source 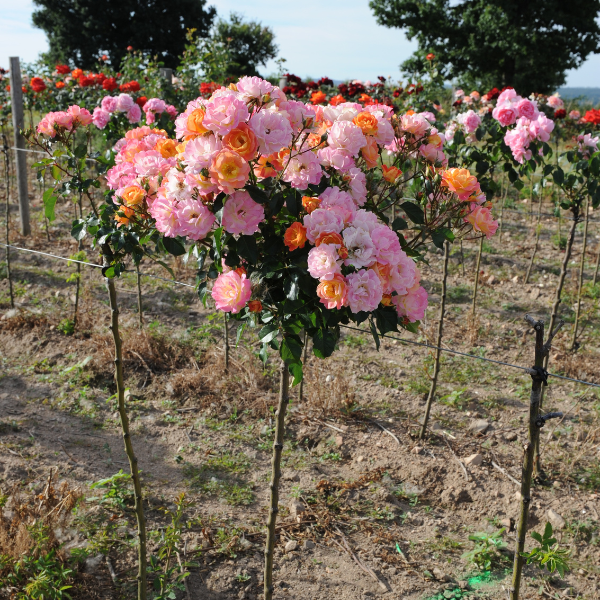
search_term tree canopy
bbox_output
[32,0,217,69]
[211,12,278,80]
[370,0,600,94]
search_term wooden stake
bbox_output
[136,262,144,327]
[224,311,229,371]
[419,240,449,439]
[470,236,484,327]
[105,264,147,600]
[2,143,14,309]
[8,57,30,236]
[525,185,544,284]
[298,330,308,402]
[264,361,290,600]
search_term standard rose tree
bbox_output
[30,75,498,600]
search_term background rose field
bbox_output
[1,3,600,600]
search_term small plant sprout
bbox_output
[522,522,571,578]
[462,529,507,571]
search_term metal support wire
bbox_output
[2,241,599,390]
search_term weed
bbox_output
[551,234,567,250]
[378,375,398,388]
[574,462,600,491]
[440,388,468,410]
[522,523,570,577]
[448,284,472,303]
[344,334,367,348]
[89,470,134,511]
[57,318,75,336]
[462,529,507,570]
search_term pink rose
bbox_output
[343,227,377,269]
[319,187,356,223]
[328,120,367,156]
[514,98,538,120]
[281,150,322,190]
[150,197,181,238]
[458,109,481,133]
[400,113,429,137]
[249,109,293,155]
[346,269,383,313]
[371,224,402,265]
[127,104,142,123]
[465,206,498,238]
[222,191,265,235]
[101,96,118,113]
[317,147,355,172]
[116,93,134,112]
[393,283,428,323]
[307,244,342,280]
[303,208,344,243]
[203,94,249,136]
[236,76,274,101]
[176,198,215,241]
[492,104,518,127]
[92,107,110,129]
[211,271,252,314]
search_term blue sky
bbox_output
[2,0,599,87]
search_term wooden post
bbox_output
[2,144,14,308]
[159,68,173,90]
[8,57,30,236]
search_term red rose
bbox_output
[127,46,133,51]
[486,87,500,100]
[79,75,95,87]
[426,53,435,61]
[55,64,70,75]
[554,109,566,120]
[30,77,46,93]
[135,96,147,108]
[120,80,140,93]
[583,109,600,125]
[102,77,118,91]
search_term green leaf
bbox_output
[71,221,86,241]
[284,274,299,300]
[43,189,58,222]
[288,361,303,386]
[237,235,258,265]
[392,216,408,231]
[51,164,62,181]
[313,329,337,358]
[400,201,424,224]
[163,237,186,256]
[259,343,269,365]
[74,144,88,159]
[285,189,300,217]
[245,184,269,204]
[259,322,279,344]
[235,323,246,348]
[553,168,564,185]
[375,307,399,335]
[268,192,285,215]
[281,335,303,364]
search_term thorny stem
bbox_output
[105,260,148,600]
[224,312,229,371]
[419,240,449,439]
[593,238,600,286]
[264,361,290,600]
[535,203,580,472]
[136,263,144,328]
[510,317,564,600]
[525,184,544,284]
[470,236,484,330]
[298,330,308,403]
[2,146,14,309]
[571,198,590,350]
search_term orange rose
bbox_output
[428,132,443,148]
[284,222,307,251]
[209,150,250,193]
[222,123,258,161]
[71,68,83,79]
[235,266,247,276]
[316,273,348,309]
[361,136,379,169]
[381,293,393,306]
[315,231,343,246]
[441,168,480,200]
[121,186,146,206]
[359,93,373,105]
[381,164,402,183]
[353,112,379,136]
[247,300,262,312]
[154,138,178,158]
[55,81,65,89]
[329,94,345,106]
[114,205,135,227]
[186,108,208,137]
[302,196,321,214]
[254,153,284,179]
[311,90,327,105]
[306,133,323,149]
[405,109,415,116]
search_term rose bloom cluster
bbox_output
[92,94,177,129]
[97,75,492,321]
[36,105,93,137]
[491,88,555,163]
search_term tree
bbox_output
[207,12,278,80]
[369,0,600,94]
[32,0,216,70]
